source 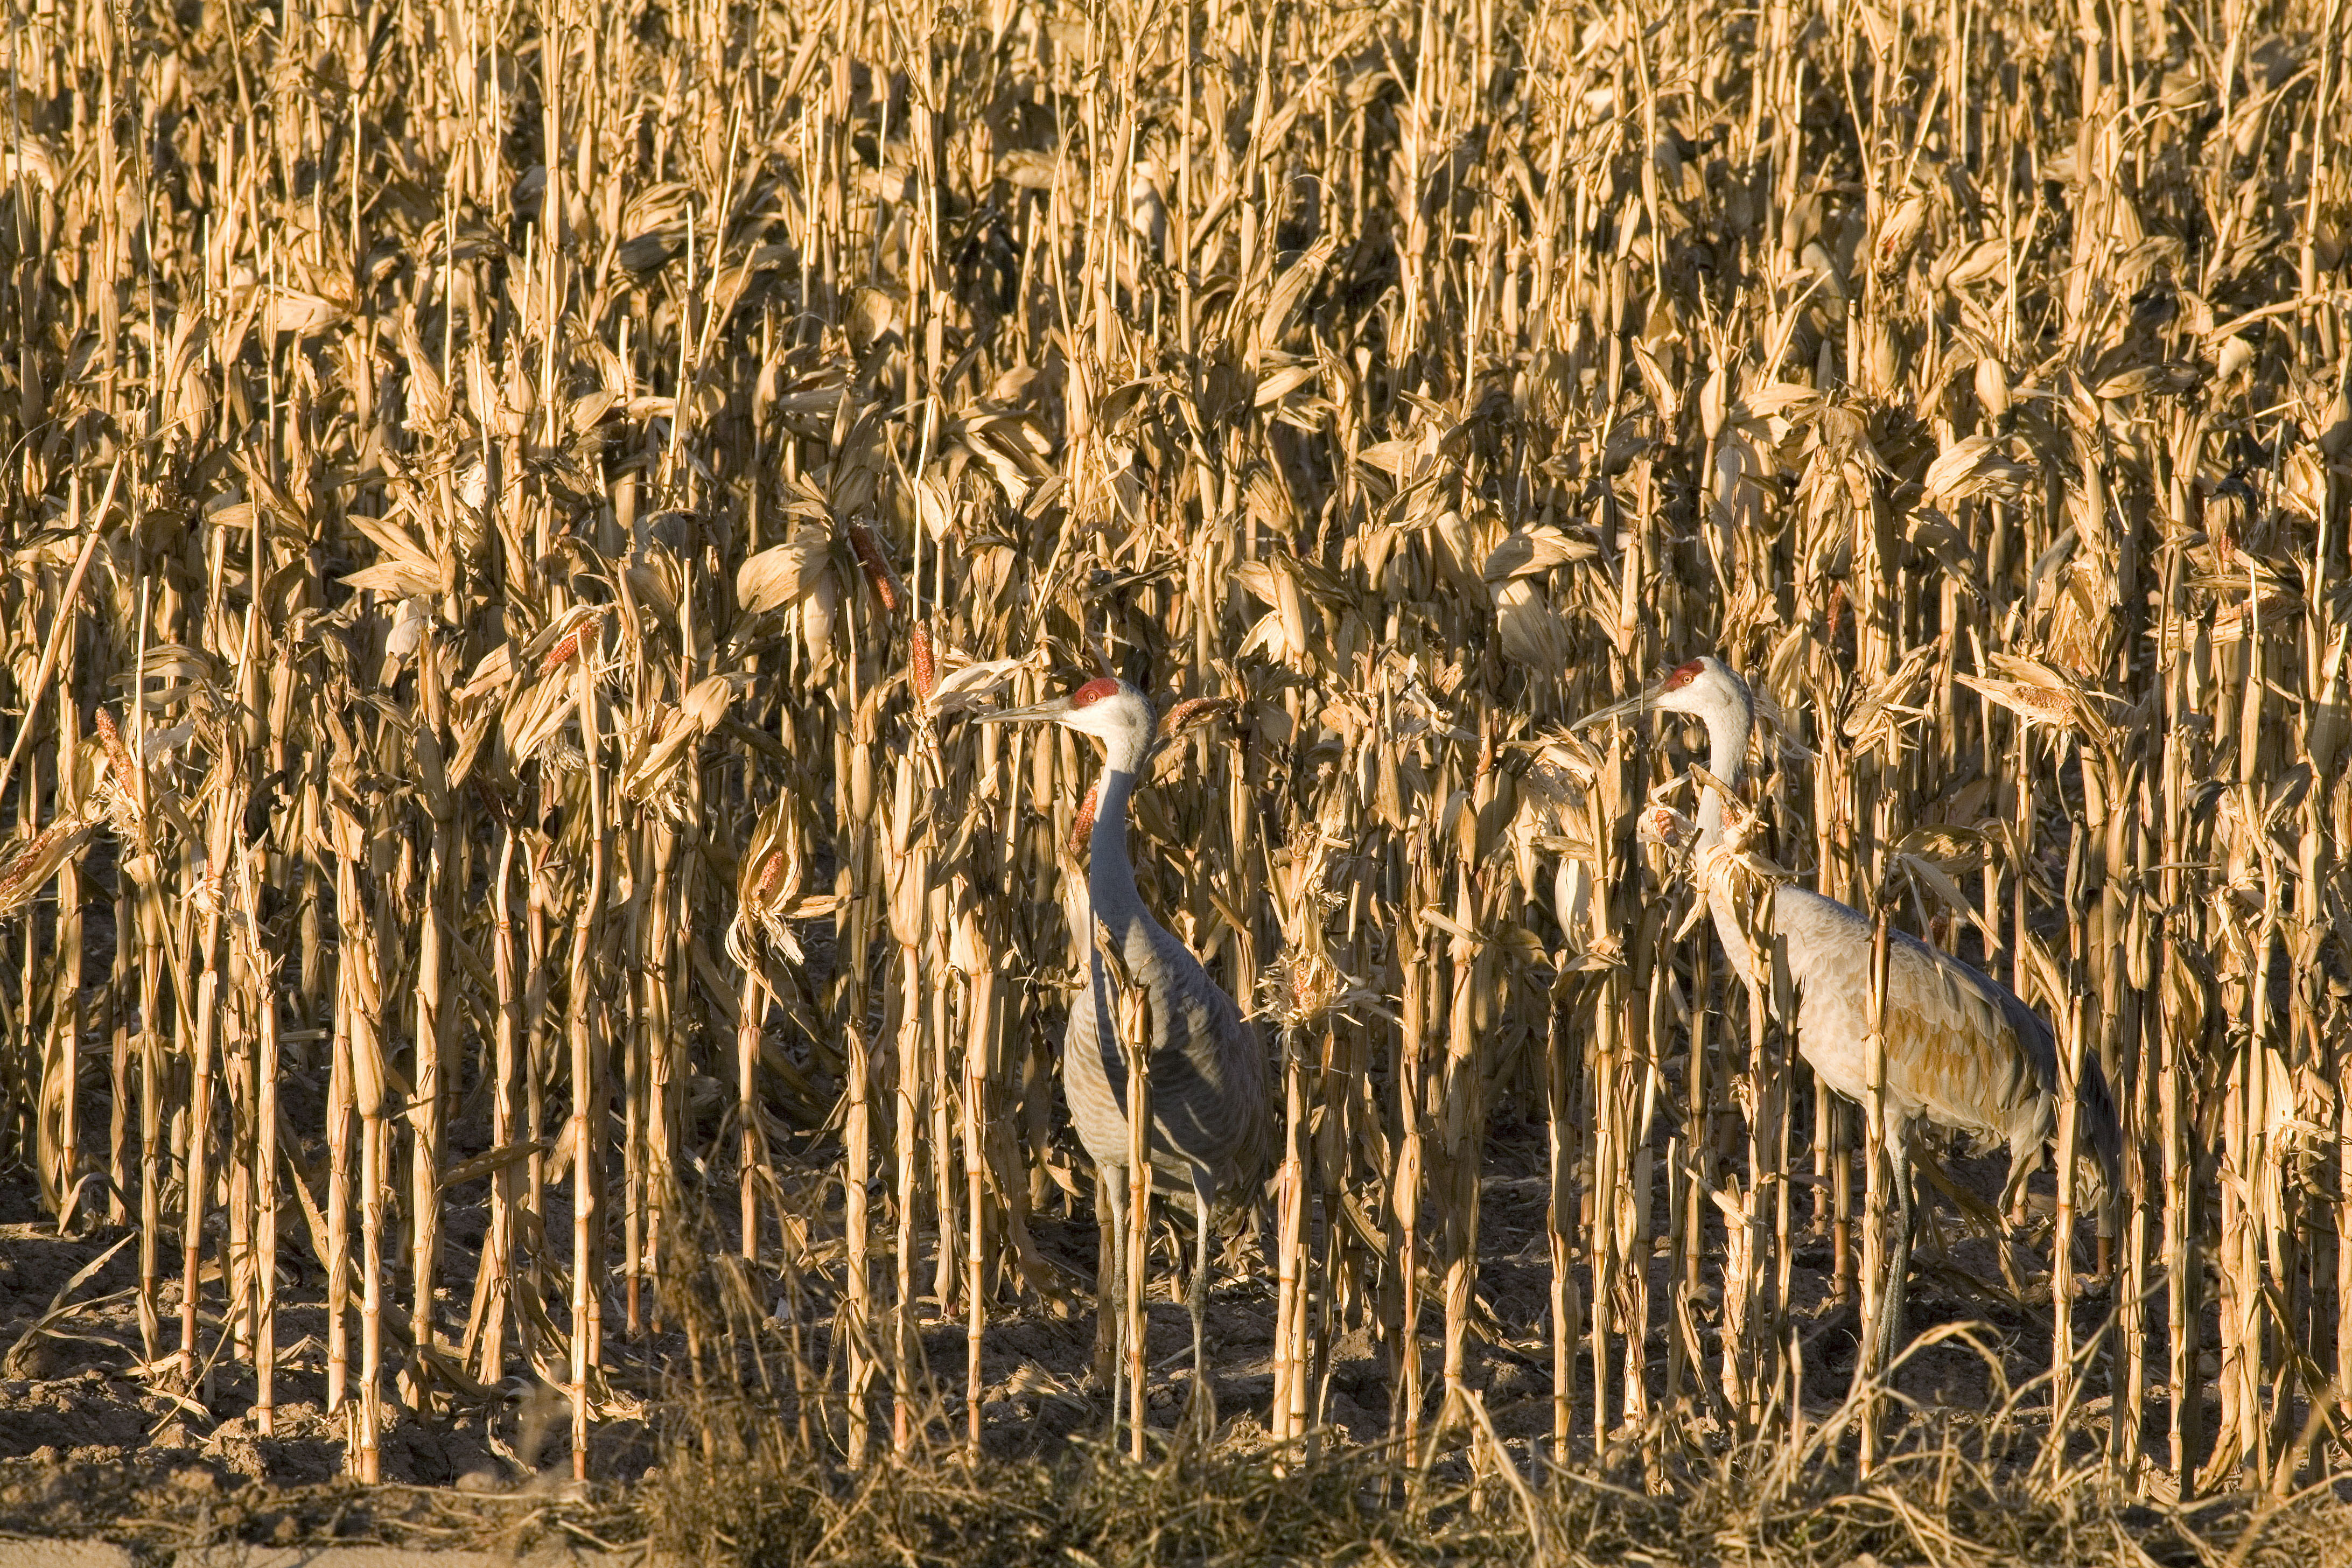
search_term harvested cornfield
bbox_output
[1,0,2349,1554]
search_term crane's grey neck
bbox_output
[1694,681,1755,851]
[1691,674,1759,992]
[1086,724,1158,955]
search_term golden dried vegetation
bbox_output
[2,0,2350,1549]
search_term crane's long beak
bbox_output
[972,695,1075,724]
[1570,682,1665,731]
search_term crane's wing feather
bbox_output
[1139,924,1274,1189]
[1061,919,1273,1195]
[1773,890,2119,1179]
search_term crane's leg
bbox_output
[1098,1161,1128,1440]
[1874,1124,1916,1374]
[1994,1136,2044,1230]
[1186,1165,1216,1432]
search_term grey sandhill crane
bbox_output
[977,676,1272,1418]
[1578,655,2123,1369]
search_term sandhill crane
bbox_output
[977,676,1271,1418]
[1579,656,2123,1367]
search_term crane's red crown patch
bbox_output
[1072,677,1123,707]
[1661,660,1706,690]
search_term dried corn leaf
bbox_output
[1481,526,1593,582]
[728,796,807,967]
[0,817,94,918]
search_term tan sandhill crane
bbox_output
[977,676,1272,1425]
[1579,656,2123,1368]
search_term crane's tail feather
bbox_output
[2075,1050,2124,1192]
[2005,988,2124,1192]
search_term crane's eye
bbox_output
[1071,677,1123,707]
[1660,660,1706,691]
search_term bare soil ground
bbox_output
[0,1077,2216,1565]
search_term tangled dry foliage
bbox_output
[3,0,2352,1553]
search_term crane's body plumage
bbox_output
[1764,886,2116,1200]
[982,676,1269,1409]
[1588,655,2120,1364]
[1061,911,1269,1198]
